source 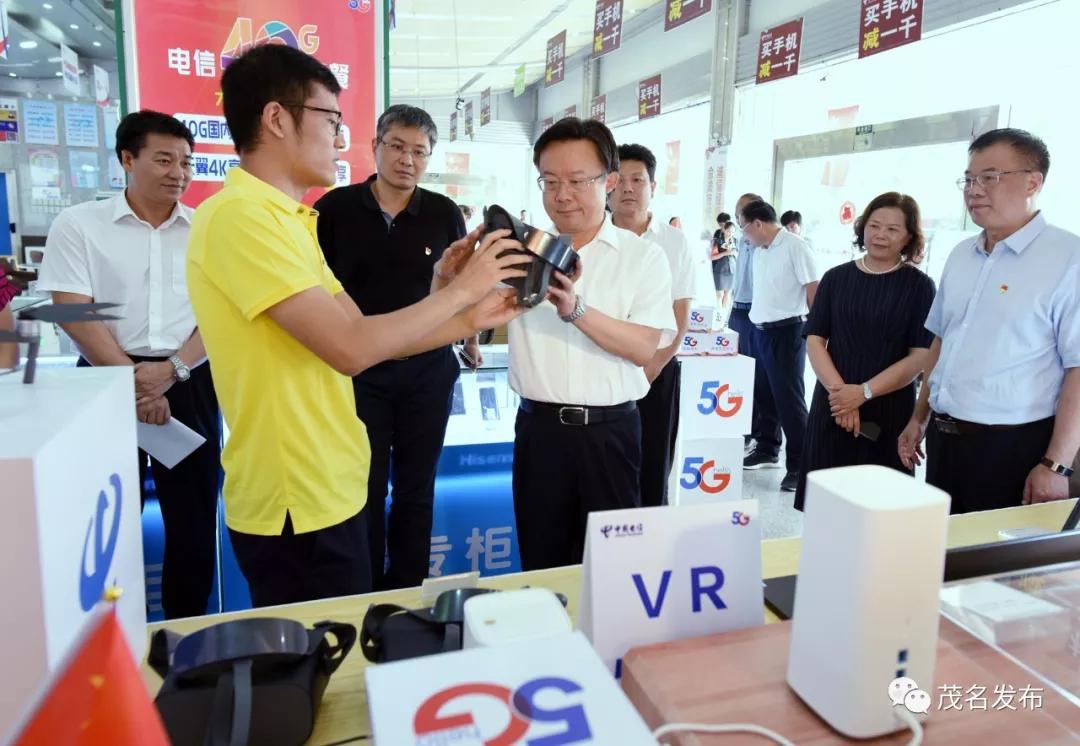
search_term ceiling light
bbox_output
[7,73,16,78]
[93,41,102,47]
[19,40,38,50]
[43,2,53,8]
[69,23,79,30]
[54,71,62,76]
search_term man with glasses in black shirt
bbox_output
[315,105,477,590]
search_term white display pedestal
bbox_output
[671,355,756,504]
[0,367,145,735]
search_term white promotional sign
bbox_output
[578,501,764,677]
[674,437,745,504]
[0,368,145,734]
[366,632,655,744]
[60,42,80,95]
[678,354,754,439]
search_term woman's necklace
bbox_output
[859,256,903,275]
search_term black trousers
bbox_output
[728,307,782,454]
[229,509,371,607]
[513,405,642,571]
[354,348,459,590]
[79,355,221,619]
[638,358,681,507]
[755,321,808,472]
[926,415,1055,514]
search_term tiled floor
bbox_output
[745,466,805,540]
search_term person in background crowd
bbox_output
[460,204,474,223]
[37,110,221,620]
[668,216,682,229]
[711,220,736,316]
[727,195,782,457]
[315,105,477,591]
[610,143,697,507]
[520,209,530,223]
[740,199,820,493]
[186,44,527,606]
[899,128,1080,512]
[510,118,674,570]
[781,210,803,235]
[796,193,936,510]
[0,265,18,368]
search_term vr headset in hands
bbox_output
[483,204,579,308]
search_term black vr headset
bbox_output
[483,204,578,308]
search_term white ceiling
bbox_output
[389,0,664,98]
[0,0,117,81]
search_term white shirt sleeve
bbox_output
[629,244,676,347]
[672,231,698,301]
[38,209,93,296]
[789,235,820,286]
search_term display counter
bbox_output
[140,499,1078,744]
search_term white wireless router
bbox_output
[787,465,950,738]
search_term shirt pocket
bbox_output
[172,247,188,295]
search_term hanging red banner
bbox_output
[638,74,661,120]
[665,0,712,32]
[590,94,607,123]
[756,18,802,85]
[545,30,566,86]
[593,0,624,58]
[859,0,924,59]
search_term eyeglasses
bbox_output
[537,173,606,194]
[379,139,431,161]
[955,170,1033,191]
[282,103,344,137]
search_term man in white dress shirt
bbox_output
[740,199,820,493]
[38,111,220,619]
[510,118,675,571]
[610,143,697,507]
[899,128,1080,512]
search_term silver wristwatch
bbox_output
[169,355,191,383]
[862,382,874,401]
[560,294,586,323]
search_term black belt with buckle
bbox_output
[732,302,752,311]
[932,412,1032,436]
[755,315,806,331]
[519,398,637,426]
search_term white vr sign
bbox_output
[578,501,764,677]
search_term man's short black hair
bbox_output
[114,110,194,165]
[969,128,1050,177]
[377,104,438,149]
[617,143,656,182]
[716,212,731,224]
[221,44,341,154]
[533,117,618,174]
[780,210,802,227]
[741,200,778,224]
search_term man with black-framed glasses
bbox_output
[510,118,675,571]
[898,128,1080,514]
[315,104,478,590]
[187,47,526,606]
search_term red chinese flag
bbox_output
[12,605,168,745]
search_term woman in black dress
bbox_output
[794,193,936,511]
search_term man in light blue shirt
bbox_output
[726,193,783,464]
[899,129,1080,513]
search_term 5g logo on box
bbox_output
[682,334,699,348]
[414,678,592,745]
[696,380,743,417]
[680,457,732,494]
[690,310,707,325]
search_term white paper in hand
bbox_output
[136,418,205,468]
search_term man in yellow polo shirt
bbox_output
[187,44,526,606]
